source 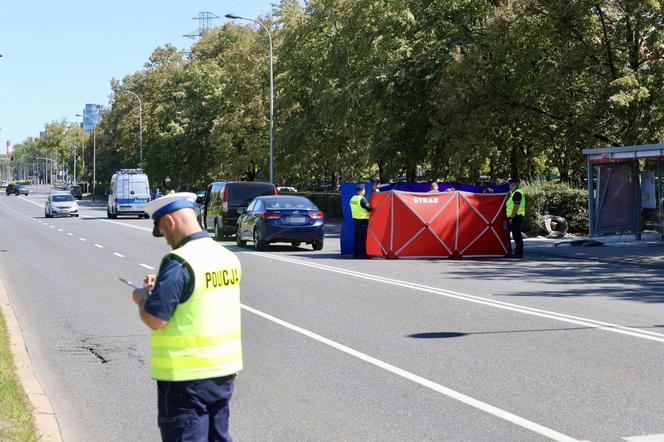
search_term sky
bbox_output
[0,0,277,152]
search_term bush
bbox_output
[293,191,342,219]
[522,183,588,235]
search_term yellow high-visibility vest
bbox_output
[506,188,526,217]
[350,195,370,219]
[150,237,242,381]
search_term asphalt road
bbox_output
[1,185,663,441]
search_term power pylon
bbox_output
[183,11,219,39]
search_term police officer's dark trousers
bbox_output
[353,219,369,258]
[157,375,235,442]
[509,215,524,258]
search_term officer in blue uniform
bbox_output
[130,192,243,442]
[350,184,372,258]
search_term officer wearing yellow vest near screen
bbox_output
[506,178,526,258]
[131,192,242,442]
[350,184,372,258]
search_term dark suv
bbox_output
[200,181,278,240]
[6,183,28,196]
[69,184,82,199]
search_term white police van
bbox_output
[107,169,151,219]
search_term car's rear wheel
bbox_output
[45,211,51,218]
[236,227,247,246]
[312,240,324,251]
[253,228,266,250]
[291,241,301,248]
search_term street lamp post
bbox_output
[65,128,77,184]
[225,13,274,183]
[64,128,69,183]
[63,126,77,184]
[72,136,76,184]
[35,157,55,185]
[115,88,143,168]
[77,112,98,200]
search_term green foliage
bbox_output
[15,1,664,191]
[522,183,588,235]
[293,191,343,219]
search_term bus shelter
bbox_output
[582,144,664,239]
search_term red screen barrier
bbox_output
[366,191,509,259]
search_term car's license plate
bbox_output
[289,216,306,223]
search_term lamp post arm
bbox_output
[227,15,274,183]
[115,89,143,167]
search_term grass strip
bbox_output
[0,311,38,441]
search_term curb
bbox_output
[0,277,62,441]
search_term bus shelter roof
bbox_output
[583,144,664,163]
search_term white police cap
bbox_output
[144,192,197,237]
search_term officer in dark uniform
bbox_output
[130,192,243,442]
[371,177,381,193]
[506,178,526,258]
[350,184,372,258]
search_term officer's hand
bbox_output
[132,289,147,305]
[144,274,156,292]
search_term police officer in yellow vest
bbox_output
[131,192,242,442]
[350,183,372,258]
[506,178,526,258]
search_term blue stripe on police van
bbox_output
[117,199,148,204]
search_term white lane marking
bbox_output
[50,225,55,228]
[18,196,42,208]
[113,252,125,258]
[57,229,63,232]
[67,233,74,237]
[139,263,155,270]
[242,304,581,442]
[95,219,152,232]
[78,237,87,242]
[230,247,664,344]
[94,244,104,249]
[623,435,664,441]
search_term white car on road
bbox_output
[45,192,79,218]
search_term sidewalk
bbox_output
[326,220,664,266]
[524,231,664,267]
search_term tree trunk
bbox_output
[510,142,519,180]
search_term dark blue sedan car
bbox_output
[236,195,324,250]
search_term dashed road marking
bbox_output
[94,244,104,249]
[113,252,125,258]
[67,233,74,236]
[139,263,154,270]
[78,238,87,242]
